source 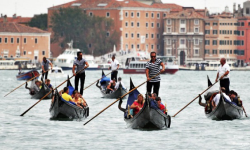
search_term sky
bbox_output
[0,0,247,17]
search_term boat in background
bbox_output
[16,69,40,80]
[0,59,39,70]
[123,56,179,74]
[54,40,98,70]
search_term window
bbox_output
[157,23,160,28]
[180,28,185,33]
[151,44,154,50]
[151,23,154,28]
[146,13,148,18]
[137,33,140,38]
[89,44,92,48]
[146,22,148,27]
[137,22,140,27]
[157,34,160,39]
[212,49,217,54]
[157,13,160,19]
[125,33,128,38]
[241,22,245,26]
[131,33,134,38]
[151,13,154,18]
[11,38,14,43]
[89,12,93,16]
[17,38,19,43]
[131,12,134,17]
[5,38,7,43]
[106,32,110,37]
[137,12,140,18]
[131,44,134,49]
[125,22,128,27]
[180,39,185,45]
[247,8,250,14]
[213,30,218,35]
[194,27,199,33]
[167,27,171,33]
[151,34,154,39]
[167,49,171,55]
[164,14,166,17]
[42,51,45,55]
[167,39,171,45]
[157,44,160,50]
[24,38,26,43]
[125,12,128,17]
[180,20,185,24]
[167,19,171,25]
[146,34,148,38]
[194,49,199,55]
[205,30,210,34]
[194,39,199,45]
[35,38,38,44]
[205,49,210,54]
[23,51,26,55]
[137,44,140,49]
[242,31,245,36]
[106,12,110,17]
[213,40,217,45]
[205,22,210,25]
[205,40,210,45]
[213,22,218,26]
[194,19,199,25]
[131,22,134,27]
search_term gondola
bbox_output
[49,76,89,119]
[205,76,243,120]
[97,70,127,99]
[30,79,52,99]
[123,78,171,129]
[16,69,40,80]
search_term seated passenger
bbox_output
[212,87,231,108]
[25,82,35,95]
[72,90,87,108]
[106,78,116,94]
[34,80,42,93]
[45,79,53,90]
[155,97,166,113]
[114,77,126,90]
[62,87,74,103]
[229,90,242,106]
[130,94,145,116]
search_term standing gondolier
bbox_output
[146,52,165,96]
[215,58,230,94]
[41,57,53,80]
[72,52,89,95]
[109,55,119,82]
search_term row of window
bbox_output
[205,49,244,55]
[125,33,160,39]
[205,40,244,46]
[125,22,160,28]
[206,22,250,27]
[167,27,199,33]
[205,30,245,35]
[124,44,160,50]
[166,39,200,45]
[125,12,163,19]
[166,19,200,25]
[0,37,38,44]
[1,50,45,58]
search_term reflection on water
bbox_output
[0,70,250,149]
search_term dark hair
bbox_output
[150,52,156,56]
[73,90,78,95]
[118,77,121,81]
[152,93,157,97]
[155,97,161,101]
[63,87,69,93]
[221,87,226,93]
[77,52,82,56]
[112,54,116,58]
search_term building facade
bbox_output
[0,22,51,62]
[163,8,207,65]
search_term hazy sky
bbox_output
[0,0,247,17]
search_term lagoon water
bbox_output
[0,70,250,149]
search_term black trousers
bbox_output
[220,78,230,95]
[42,70,48,80]
[111,70,118,82]
[75,72,85,95]
[147,81,160,96]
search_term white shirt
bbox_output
[217,63,230,79]
[110,59,119,71]
[115,81,126,90]
[213,93,231,106]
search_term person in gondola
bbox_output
[106,78,116,94]
[25,82,35,95]
[130,94,145,116]
[212,87,231,108]
[62,87,74,103]
[146,52,165,96]
[72,52,89,95]
[114,77,126,90]
[72,90,87,108]
[215,58,230,95]
[34,80,42,93]
[41,57,53,80]
[45,79,53,90]
[109,55,119,82]
[155,97,166,114]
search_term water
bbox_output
[1,70,250,149]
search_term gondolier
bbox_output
[41,57,53,80]
[146,52,165,96]
[109,55,119,82]
[215,58,230,94]
[72,52,89,95]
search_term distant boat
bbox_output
[0,59,39,70]
[54,40,98,70]
[16,69,40,80]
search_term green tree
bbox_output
[50,7,119,56]
[28,14,48,30]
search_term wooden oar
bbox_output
[83,71,162,126]
[82,70,115,91]
[20,68,86,116]
[243,107,248,117]
[172,80,219,117]
[4,69,49,97]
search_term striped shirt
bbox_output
[73,58,87,73]
[146,58,162,82]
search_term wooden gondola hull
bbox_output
[205,96,243,120]
[101,88,127,99]
[49,92,89,119]
[31,83,52,99]
[125,104,171,129]
[16,70,40,80]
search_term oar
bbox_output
[172,80,219,117]
[243,107,248,117]
[83,71,162,126]
[82,70,115,91]
[20,68,85,116]
[4,70,50,97]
